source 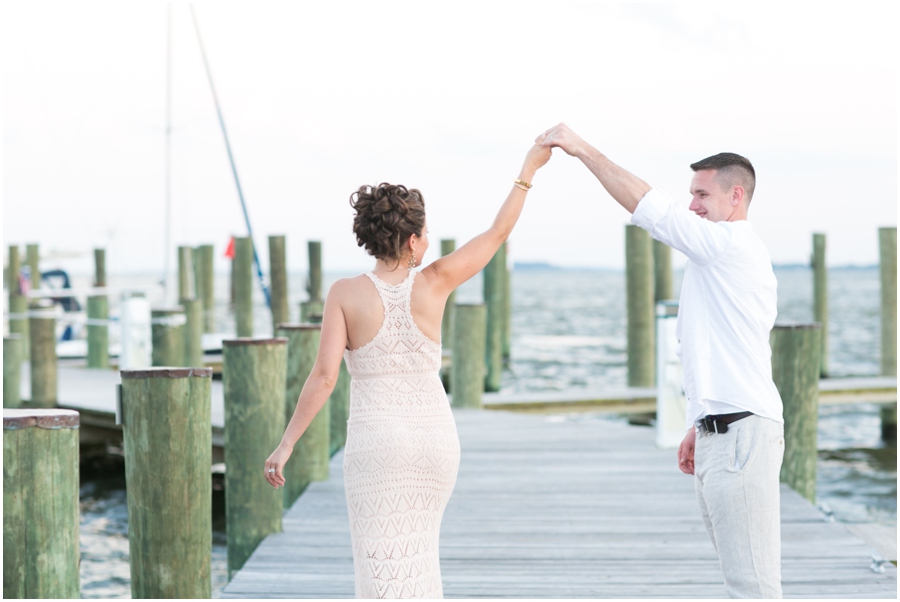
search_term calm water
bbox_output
[75,266,895,597]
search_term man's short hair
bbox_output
[690,153,756,203]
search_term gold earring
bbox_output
[408,252,416,269]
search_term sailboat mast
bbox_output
[189,5,271,308]
[162,3,173,304]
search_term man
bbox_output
[539,123,785,598]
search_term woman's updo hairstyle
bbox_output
[350,183,426,262]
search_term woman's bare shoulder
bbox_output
[327,274,372,300]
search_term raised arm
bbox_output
[538,123,650,214]
[264,282,349,488]
[424,143,551,294]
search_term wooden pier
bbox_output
[221,409,896,598]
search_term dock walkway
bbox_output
[222,409,896,599]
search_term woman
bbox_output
[265,140,552,598]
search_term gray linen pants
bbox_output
[694,414,785,598]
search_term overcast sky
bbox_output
[3,2,897,281]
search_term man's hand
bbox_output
[537,123,586,157]
[678,428,696,475]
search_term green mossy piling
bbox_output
[222,338,287,579]
[121,368,212,598]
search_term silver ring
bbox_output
[267,468,275,473]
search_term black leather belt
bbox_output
[697,411,753,434]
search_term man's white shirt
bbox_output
[631,188,783,430]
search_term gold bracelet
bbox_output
[514,183,530,192]
[514,179,532,190]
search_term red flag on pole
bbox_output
[224,236,235,260]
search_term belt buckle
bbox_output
[700,415,728,435]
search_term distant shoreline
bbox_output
[44,263,880,278]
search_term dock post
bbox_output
[195,244,216,333]
[151,308,186,367]
[440,240,456,345]
[879,227,897,442]
[269,236,289,331]
[812,233,828,376]
[276,324,329,507]
[3,409,80,599]
[3,336,23,408]
[451,304,486,409]
[29,305,57,408]
[440,240,456,391]
[8,246,28,357]
[183,299,204,368]
[222,338,286,578]
[121,368,212,598]
[483,244,506,392]
[502,243,511,363]
[234,237,254,337]
[300,241,324,323]
[93,247,106,287]
[771,323,821,503]
[87,295,109,369]
[307,240,322,301]
[25,243,40,291]
[178,245,195,302]
[626,225,655,387]
[653,240,673,302]
[329,360,350,456]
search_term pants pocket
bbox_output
[731,422,753,473]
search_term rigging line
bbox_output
[189,4,271,308]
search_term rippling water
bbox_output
[76,265,894,597]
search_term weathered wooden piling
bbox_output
[451,304,486,409]
[771,323,821,503]
[276,324,329,508]
[178,245,195,302]
[329,360,351,456]
[88,247,109,369]
[299,300,324,324]
[307,240,322,301]
[87,295,109,369]
[483,244,506,392]
[879,227,897,442]
[3,336,23,408]
[7,245,20,292]
[440,239,456,345]
[502,243,512,362]
[269,235,289,330]
[151,307,185,367]
[195,244,216,333]
[3,409,80,599]
[29,305,57,408]
[234,237,254,337]
[626,225,655,388]
[121,368,212,598]
[93,248,106,287]
[812,233,828,377]
[879,227,896,377]
[301,241,324,323]
[25,243,40,290]
[222,338,286,578]
[653,239,673,302]
[7,246,28,357]
[183,299,204,367]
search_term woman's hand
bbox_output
[264,443,293,488]
[522,142,552,176]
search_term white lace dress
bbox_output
[343,270,461,599]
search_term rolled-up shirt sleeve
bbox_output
[631,189,733,266]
